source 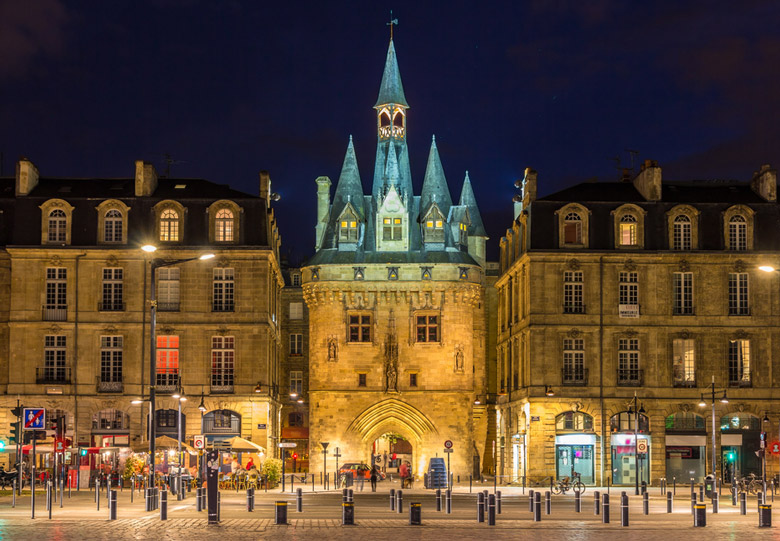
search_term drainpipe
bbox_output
[73,252,87,445]
[599,255,605,487]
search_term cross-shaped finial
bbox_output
[387,10,398,39]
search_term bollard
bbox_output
[60,479,63,508]
[732,486,737,507]
[643,491,649,515]
[47,482,51,512]
[575,490,581,513]
[342,501,355,525]
[691,491,697,515]
[446,489,452,514]
[533,491,542,522]
[12,480,16,508]
[160,490,167,521]
[712,490,718,514]
[641,480,647,495]
[667,491,673,513]
[545,490,551,515]
[477,492,485,522]
[602,493,610,524]
[759,504,772,528]
[96,481,100,511]
[620,493,629,527]
[693,503,706,527]
[699,484,704,502]
[145,488,151,512]
[247,488,253,512]
[342,488,348,502]
[396,489,403,513]
[488,494,496,526]
[436,489,442,511]
[217,491,221,523]
[529,489,535,512]
[594,490,600,515]
[109,490,117,521]
[759,491,765,510]
[275,501,287,525]
[497,490,502,514]
[409,502,422,525]
[390,488,396,511]
[197,488,202,512]
[348,488,353,502]
[297,487,302,512]
[48,482,52,520]
[740,491,747,515]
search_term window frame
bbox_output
[723,205,754,251]
[667,205,700,250]
[211,336,234,390]
[728,272,749,316]
[556,203,590,248]
[728,338,751,386]
[673,272,694,315]
[415,312,440,343]
[612,204,646,249]
[289,370,303,395]
[562,338,584,383]
[348,312,372,343]
[563,270,584,313]
[100,335,123,384]
[156,335,179,387]
[212,267,235,312]
[289,333,303,355]
[672,338,695,387]
[100,267,124,311]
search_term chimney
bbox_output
[259,170,271,200]
[315,176,332,251]
[134,160,158,196]
[632,159,662,201]
[515,167,537,219]
[621,168,632,182]
[750,164,777,202]
[15,157,39,196]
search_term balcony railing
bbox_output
[728,377,752,388]
[42,306,67,321]
[212,303,235,313]
[617,368,644,386]
[98,301,126,312]
[210,383,234,394]
[157,301,180,312]
[37,366,71,384]
[156,374,180,393]
[563,304,586,314]
[561,368,589,386]
[673,378,696,388]
[97,378,123,393]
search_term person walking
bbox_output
[399,461,409,489]
[382,450,388,473]
[370,465,378,492]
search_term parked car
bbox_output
[338,462,386,481]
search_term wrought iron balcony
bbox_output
[42,306,67,321]
[97,378,123,393]
[36,366,71,384]
[673,378,697,388]
[563,304,586,314]
[98,301,126,312]
[728,377,752,388]
[561,368,589,386]
[156,374,180,393]
[617,368,644,387]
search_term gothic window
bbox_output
[382,217,402,241]
[380,110,391,127]
[215,209,234,242]
[458,222,468,246]
[393,111,404,127]
[160,209,179,242]
[48,209,67,243]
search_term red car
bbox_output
[338,462,385,480]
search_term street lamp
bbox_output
[174,384,186,499]
[141,245,214,486]
[698,375,728,491]
[627,392,646,495]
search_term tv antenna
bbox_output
[162,152,186,178]
[625,149,639,173]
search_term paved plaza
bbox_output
[0,483,778,540]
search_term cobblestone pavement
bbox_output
[0,486,776,540]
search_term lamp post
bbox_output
[627,392,645,495]
[172,385,186,497]
[698,375,728,487]
[142,245,214,486]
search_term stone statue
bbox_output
[327,337,338,362]
[386,362,397,392]
[455,346,464,372]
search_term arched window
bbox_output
[48,209,67,243]
[393,111,404,127]
[215,208,234,242]
[728,215,747,251]
[665,412,705,431]
[619,214,637,246]
[673,215,691,250]
[555,411,593,432]
[720,412,760,431]
[104,209,123,243]
[288,412,304,427]
[202,409,241,434]
[563,212,582,244]
[610,411,649,433]
[160,209,179,242]
[339,211,358,242]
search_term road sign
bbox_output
[278,442,297,448]
[193,435,205,449]
[444,440,453,449]
[23,408,45,430]
[637,439,648,454]
[770,441,780,455]
[444,449,454,454]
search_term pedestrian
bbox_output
[383,450,388,473]
[245,457,254,471]
[399,461,409,489]
[370,465,378,492]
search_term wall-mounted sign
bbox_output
[257,424,267,429]
[530,416,540,422]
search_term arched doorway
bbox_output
[372,433,412,475]
[664,412,706,482]
[721,412,761,481]
[555,411,595,485]
[610,410,650,486]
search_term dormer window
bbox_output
[160,209,179,242]
[459,222,468,245]
[340,215,359,242]
[556,204,590,249]
[48,210,67,243]
[423,209,445,243]
[723,205,754,251]
[619,215,637,246]
[215,209,234,242]
[728,215,747,251]
[673,215,691,250]
[383,217,402,241]
[564,213,582,244]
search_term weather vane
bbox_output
[387,10,398,39]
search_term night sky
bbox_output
[2,1,779,263]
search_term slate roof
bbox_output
[539,180,766,204]
[374,40,409,108]
[459,172,487,237]
[420,136,453,219]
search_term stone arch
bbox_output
[346,398,438,444]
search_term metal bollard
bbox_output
[643,491,649,515]
[694,503,706,527]
[296,487,302,512]
[217,491,221,523]
[96,481,100,511]
[342,488,348,502]
[47,482,51,511]
[160,490,167,521]
[545,490,551,515]
[740,491,747,515]
[275,501,287,525]
[497,490,502,514]
[594,490,600,515]
[533,491,541,522]
[246,488,253,512]
[621,493,629,527]
[145,488,150,512]
[691,491,697,514]
[109,490,117,520]
[48,482,52,520]
[348,488,353,502]
[758,491,765,511]
[477,492,485,522]
[732,486,737,506]
[396,489,403,513]
[759,504,772,528]
[446,489,452,514]
[409,502,422,525]
[602,493,610,524]
[436,489,442,511]
[712,490,718,513]
[488,494,496,526]
[667,491,673,513]
[529,489,535,512]
[197,488,202,512]
[390,488,396,511]
[575,490,581,513]
[342,501,354,525]
[699,484,704,502]
[12,480,16,508]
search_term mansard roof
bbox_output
[374,40,409,108]
[420,136,453,219]
[459,172,487,236]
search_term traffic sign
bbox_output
[444,440,453,449]
[444,449,454,454]
[637,439,648,454]
[770,441,780,455]
[23,408,45,430]
[193,435,205,449]
[278,442,297,448]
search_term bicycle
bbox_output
[552,472,586,495]
[736,473,763,495]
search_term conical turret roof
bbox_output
[420,135,453,217]
[375,40,409,108]
[332,136,365,218]
[459,172,487,237]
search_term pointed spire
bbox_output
[459,171,487,236]
[420,135,453,217]
[384,143,400,186]
[375,40,409,108]
[332,136,364,217]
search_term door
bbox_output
[556,445,594,485]
[722,446,739,483]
